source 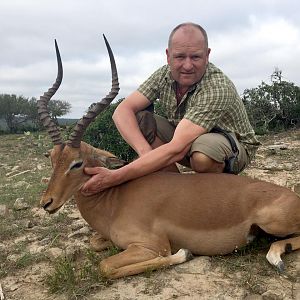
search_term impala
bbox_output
[38,35,300,279]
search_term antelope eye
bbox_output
[70,161,83,170]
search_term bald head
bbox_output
[168,23,208,50]
[166,22,211,90]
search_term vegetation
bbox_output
[45,250,112,299]
[1,68,299,144]
[0,111,299,299]
[83,99,137,162]
[0,70,299,298]
[82,69,300,160]
[242,69,300,134]
[83,99,166,162]
[0,94,71,133]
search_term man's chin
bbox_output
[178,78,197,87]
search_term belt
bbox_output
[210,127,239,174]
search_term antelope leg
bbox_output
[90,233,113,252]
[99,244,192,279]
[266,235,300,272]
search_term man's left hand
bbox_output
[81,167,118,196]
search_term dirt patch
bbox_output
[0,129,299,300]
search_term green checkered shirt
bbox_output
[138,62,260,159]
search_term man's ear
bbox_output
[166,48,170,65]
[207,48,211,59]
[106,157,127,169]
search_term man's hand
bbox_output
[81,167,120,196]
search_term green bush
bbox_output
[243,71,300,134]
[83,99,166,162]
[83,100,137,162]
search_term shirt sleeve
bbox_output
[137,66,167,103]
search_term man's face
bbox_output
[166,27,210,90]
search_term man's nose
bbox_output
[182,58,193,70]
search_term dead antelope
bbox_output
[38,36,300,279]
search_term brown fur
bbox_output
[41,142,300,278]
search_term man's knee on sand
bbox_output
[190,152,225,173]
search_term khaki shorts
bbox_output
[136,111,250,173]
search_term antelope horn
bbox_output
[37,40,63,145]
[67,34,120,148]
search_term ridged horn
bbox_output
[37,40,63,145]
[67,34,120,148]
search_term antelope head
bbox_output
[38,36,123,214]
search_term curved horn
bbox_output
[67,34,120,148]
[37,40,63,145]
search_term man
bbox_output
[81,22,259,195]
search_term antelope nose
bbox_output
[42,198,53,210]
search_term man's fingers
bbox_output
[81,189,96,196]
[84,167,102,175]
[82,180,95,192]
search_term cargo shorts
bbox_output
[136,110,250,173]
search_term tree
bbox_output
[48,100,71,124]
[0,94,72,133]
[242,70,300,134]
[242,83,278,133]
[0,94,30,132]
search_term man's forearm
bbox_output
[113,142,190,185]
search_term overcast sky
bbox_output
[1,0,299,118]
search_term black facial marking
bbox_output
[70,161,83,170]
[285,243,293,254]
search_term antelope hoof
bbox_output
[177,248,194,262]
[276,261,285,273]
[184,249,194,262]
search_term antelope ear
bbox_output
[106,157,127,169]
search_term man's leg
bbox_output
[136,111,249,174]
[136,111,180,172]
[189,133,249,174]
[190,152,225,173]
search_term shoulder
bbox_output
[139,65,171,88]
[149,65,170,82]
[138,65,171,101]
[199,63,239,98]
[204,63,234,85]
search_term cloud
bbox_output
[0,0,299,118]
[210,15,300,92]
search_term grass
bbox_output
[1,130,300,299]
[1,249,46,278]
[0,131,117,297]
[15,252,45,269]
[210,233,299,295]
[45,249,112,300]
[0,133,51,207]
[0,132,52,279]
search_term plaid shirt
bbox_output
[138,62,260,159]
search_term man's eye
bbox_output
[70,161,83,170]
[192,56,201,60]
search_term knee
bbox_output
[190,152,225,173]
[99,259,115,278]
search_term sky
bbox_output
[0,0,299,118]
